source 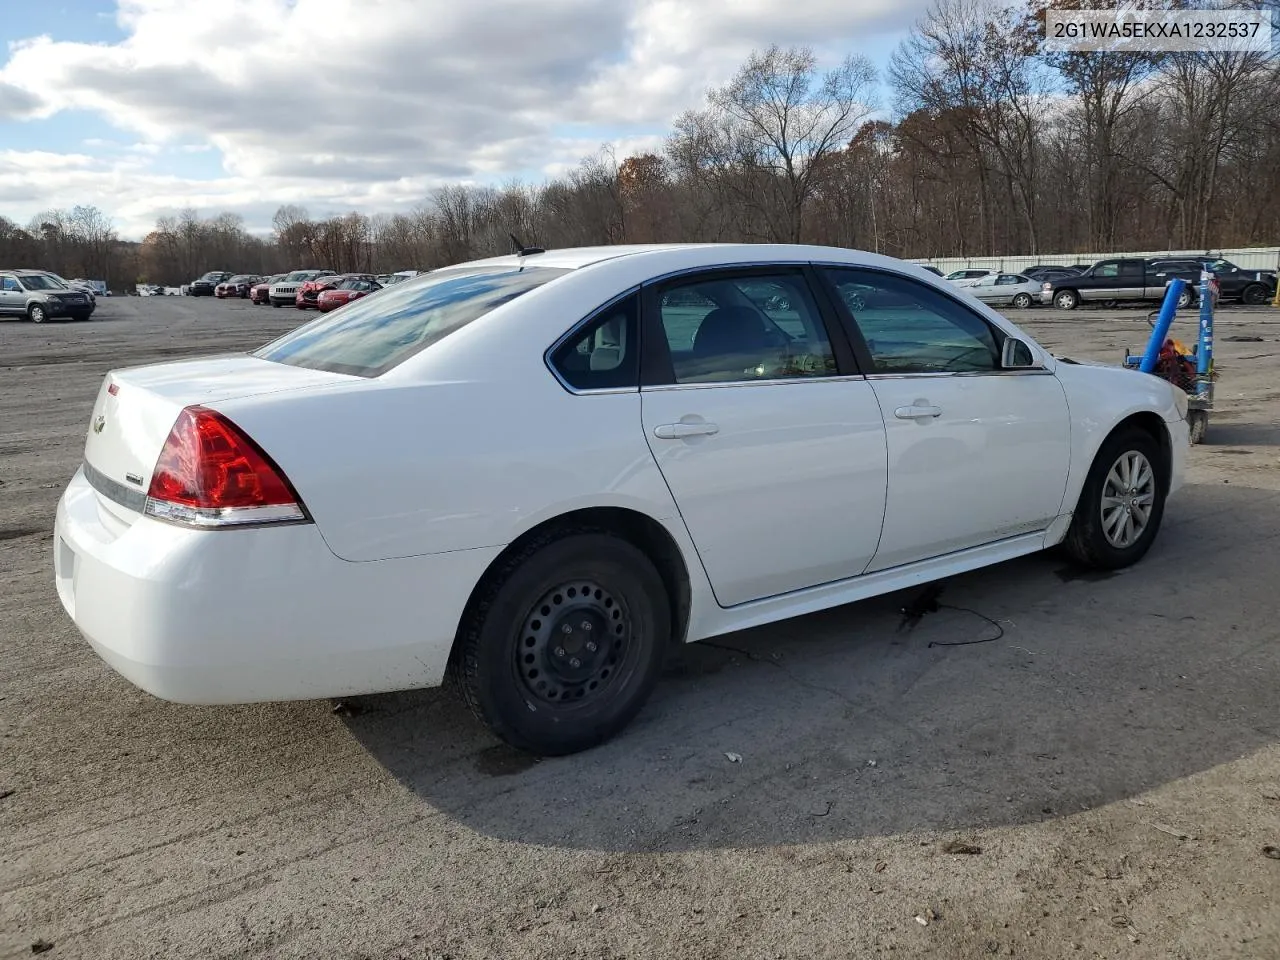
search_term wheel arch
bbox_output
[1101,411,1173,493]
[449,506,694,668]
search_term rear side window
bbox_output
[549,292,639,391]
[254,266,569,377]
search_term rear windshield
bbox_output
[253,265,569,377]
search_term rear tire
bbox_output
[1062,427,1168,570]
[1188,410,1208,445]
[451,529,671,756]
[1012,292,1033,309]
[1242,283,1267,306]
[1176,288,1194,310]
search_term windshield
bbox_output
[229,275,255,283]
[1205,260,1236,272]
[283,271,321,282]
[18,274,65,291]
[254,265,569,377]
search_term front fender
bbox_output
[1054,359,1186,513]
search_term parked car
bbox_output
[216,275,263,299]
[919,265,944,276]
[0,269,96,322]
[52,243,1189,755]
[1041,258,1198,310]
[1146,258,1276,305]
[1022,265,1083,280]
[317,277,383,312]
[963,272,1042,308]
[297,273,375,310]
[13,269,97,305]
[269,269,334,307]
[189,271,233,296]
[945,268,995,284]
[375,270,422,286]
[250,274,285,305]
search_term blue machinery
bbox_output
[1122,274,1215,443]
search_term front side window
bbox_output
[822,267,1001,375]
[654,271,836,384]
[255,265,569,377]
[549,291,639,391]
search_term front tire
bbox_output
[28,304,47,323]
[1062,427,1168,570]
[452,529,671,756]
[1242,283,1267,306]
[1054,289,1079,310]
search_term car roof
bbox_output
[441,242,957,277]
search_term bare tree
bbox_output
[669,45,878,242]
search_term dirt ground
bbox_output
[2,295,1279,960]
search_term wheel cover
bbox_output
[516,580,633,707]
[1014,294,1031,308]
[1056,292,1074,308]
[1100,450,1156,549]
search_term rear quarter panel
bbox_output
[213,377,682,563]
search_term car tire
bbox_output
[1062,426,1167,570]
[1241,283,1267,306]
[1176,288,1194,310]
[272,302,281,308]
[1054,289,1079,310]
[28,304,47,323]
[1012,293,1033,309]
[452,528,671,756]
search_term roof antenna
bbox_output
[509,233,545,257]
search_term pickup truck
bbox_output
[1040,258,1197,310]
[1147,257,1276,305]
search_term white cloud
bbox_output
[0,0,931,238]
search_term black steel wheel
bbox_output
[452,528,671,755]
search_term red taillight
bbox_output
[144,406,307,527]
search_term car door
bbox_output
[0,274,22,315]
[817,266,1072,572]
[639,265,889,608]
[967,275,1001,302]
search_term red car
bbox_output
[316,277,383,312]
[250,274,285,305]
[296,273,374,309]
[215,274,263,299]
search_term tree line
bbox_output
[2,0,1276,288]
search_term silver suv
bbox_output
[0,270,96,323]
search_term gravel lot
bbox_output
[3,295,1279,959]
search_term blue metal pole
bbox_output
[1138,278,1185,374]
[1196,273,1213,384]
[1192,272,1213,399]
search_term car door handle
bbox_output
[894,404,942,420]
[653,421,720,439]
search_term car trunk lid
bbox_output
[82,354,357,522]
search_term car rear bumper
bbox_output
[53,466,501,704]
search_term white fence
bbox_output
[908,246,1280,274]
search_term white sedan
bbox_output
[53,243,1189,755]
[963,272,1042,308]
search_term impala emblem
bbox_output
[92,415,105,434]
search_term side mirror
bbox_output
[1001,337,1037,369]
